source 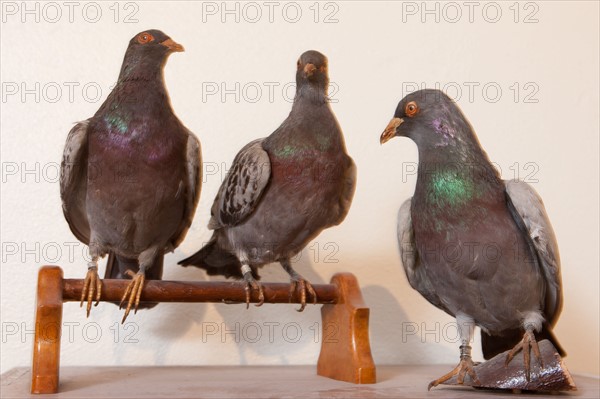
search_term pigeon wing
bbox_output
[208,139,271,229]
[170,132,203,248]
[505,179,563,326]
[398,198,451,314]
[332,156,357,225]
[60,120,91,244]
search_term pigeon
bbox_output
[380,89,564,388]
[60,30,202,322]
[179,50,355,311]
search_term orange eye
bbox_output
[405,101,419,117]
[297,60,301,68]
[137,32,154,44]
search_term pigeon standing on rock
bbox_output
[380,89,564,388]
[179,50,355,311]
[60,30,202,322]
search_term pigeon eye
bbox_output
[137,32,154,44]
[405,101,419,117]
[297,60,301,68]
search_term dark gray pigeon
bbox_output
[60,30,202,322]
[179,50,356,311]
[380,89,564,388]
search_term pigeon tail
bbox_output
[178,236,260,280]
[481,324,566,360]
[103,252,163,309]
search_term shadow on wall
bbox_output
[146,252,210,365]
[362,284,454,368]
[210,248,325,365]
[127,246,327,365]
[105,251,210,366]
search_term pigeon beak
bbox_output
[304,63,317,77]
[161,38,185,53]
[380,118,404,144]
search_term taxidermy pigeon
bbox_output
[380,89,564,388]
[60,30,201,322]
[179,50,356,311]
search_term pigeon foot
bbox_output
[243,269,264,309]
[119,270,145,323]
[80,263,102,317]
[505,329,543,381]
[289,275,317,312]
[428,345,480,390]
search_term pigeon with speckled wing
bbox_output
[381,89,564,389]
[60,30,202,323]
[179,51,356,311]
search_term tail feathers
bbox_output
[104,252,163,309]
[178,238,259,280]
[481,324,566,360]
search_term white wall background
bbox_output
[1,1,598,376]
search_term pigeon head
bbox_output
[296,50,329,91]
[118,29,184,82]
[380,89,475,150]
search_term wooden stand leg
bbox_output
[31,266,64,394]
[317,273,376,384]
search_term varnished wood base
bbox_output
[30,266,376,394]
[441,340,577,391]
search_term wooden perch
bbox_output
[442,340,577,392]
[62,278,338,304]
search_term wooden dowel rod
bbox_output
[62,279,339,304]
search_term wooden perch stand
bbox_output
[31,266,376,394]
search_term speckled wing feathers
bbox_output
[208,139,271,229]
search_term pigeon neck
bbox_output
[416,138,493,167]
[96,67,173,136]
[293,83,329,106]
[414,140,503,209]
[265,101,344,158]
[117,51,167,84]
